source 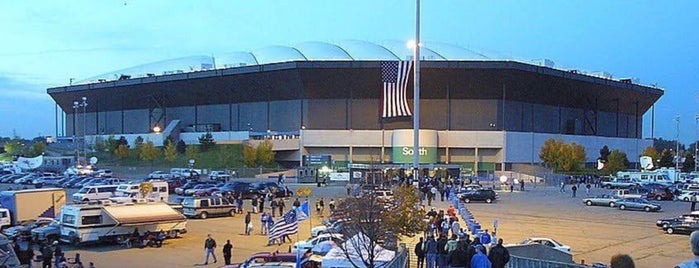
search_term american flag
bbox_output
[381,61,413,118]
[268,209,298,240]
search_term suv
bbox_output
[209,171,231,181]
[459,189,497,203]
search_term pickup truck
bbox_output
[611,188,648,199]
[601,178,640,189]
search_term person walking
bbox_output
[53,241,62,268]
[260,211,268,235]
[244,212,252,235]
[676,231,699,268]
[470,245,491,268]
[519,180,524,191]
[251,197,259,214]
[236,195,244,214]
[270,199,278,217]
[585,183,592,196]
[278,198,286,216]
[560,181,565,192]
[488,239,510,268]
[222,240,233,265]
[293,198,301,209]
[415,237,426,268]
[610,254,635,268]
[319,198,325,216]
[259,196,265,214]
[203,234,217,265]
[436,234,448,268]
[571,184,578,198]
[425,235,437,268]
[329,198,335,213]
[41,244,52,268]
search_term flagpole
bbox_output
[413,0,421,182]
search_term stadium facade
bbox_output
[47,41,663,174]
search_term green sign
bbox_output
[392,146,437,164]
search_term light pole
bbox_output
[81,97,88,164]
[73,101,80,163]
[695,115,698,172]
[412,0,421,183]
[675,115,681,180]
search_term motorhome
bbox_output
[109,181,169,203]
[59,201,187,245]
[616,171,674,186]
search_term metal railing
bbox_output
[507,255,594,268]
[382,243,409,268]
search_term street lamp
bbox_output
[72,101,80,162]
[695,115,698,172]
[81,97,88,164]
[675,115,680,180]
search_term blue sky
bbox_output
[1,1,698,143]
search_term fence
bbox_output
[507,255,603,268]
[382,243,409,268]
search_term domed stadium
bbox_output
[47,40,663,175]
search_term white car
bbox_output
[291,233,344,253]
[148,171,171,179]
[512,238,571,254]
[678,191,699,202]
[310,219,347,237]
[14,174,36,184]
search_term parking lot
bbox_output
[1,181,695,267]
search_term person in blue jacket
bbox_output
[470,244,492,268]
[424,235,438,268]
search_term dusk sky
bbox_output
[1,1,698,143]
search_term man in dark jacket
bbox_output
[448,241,470,268]
[244,212,252,235]
[222,240,233,265]
[488,238,510,268]
[414,237,426,268]
[436,234,448,268]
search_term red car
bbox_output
[193,187,220,197]
[224,252,297,268]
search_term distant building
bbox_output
[47,41,662,174]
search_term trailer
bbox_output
[0,188,67,228]
[59,201,187,245]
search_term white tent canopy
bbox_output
[322,233,395,268]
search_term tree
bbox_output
[139,141,160,163]
[658,149,674,168]
[333,185,424,268]
[604,149,629,175]
[218,144,235,168]
[559,142,586,172]
[3,139,24,155]
[94,136,106,153]
[105,135,118,153]
[117,136,129,148]
[654,138,684,154]
[539,138,564,170]
[134,136,145,156]
[198,132,216,152]
[28,141,46,157]
[185,145,199,163]
[242,144,257,167]
[599,145,611,163]
[163,140,177,162]
[256,140,276,167]
[176,140,187,154]
[114,144,130,159]
[641,146,659,166]
[683,153,696,173]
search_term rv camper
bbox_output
[109,181,169,203]
[59,201,187,245]
[616,171,674,186]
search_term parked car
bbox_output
[678,192,699,202]
[657,211,699,229]
[3,217,55,239]
[601,178,641,189]
[665,219,699,235]
[31,220,62,244]
[459,189,497,203]
[512,238,571,254]
[209,170,231,181]
[644,186,674,201]
[184,184,217,196]
[148,171,172,179]
[193,186,220,197]
[582,194,619,207]
[228,252,297,268]
[615,198,662,212]
[175,181,206,195]
[292,233,344,253]
[13,173,37,184]
[311,219,347,237]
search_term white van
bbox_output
[110,181,169,203]
[73,185,119,203]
